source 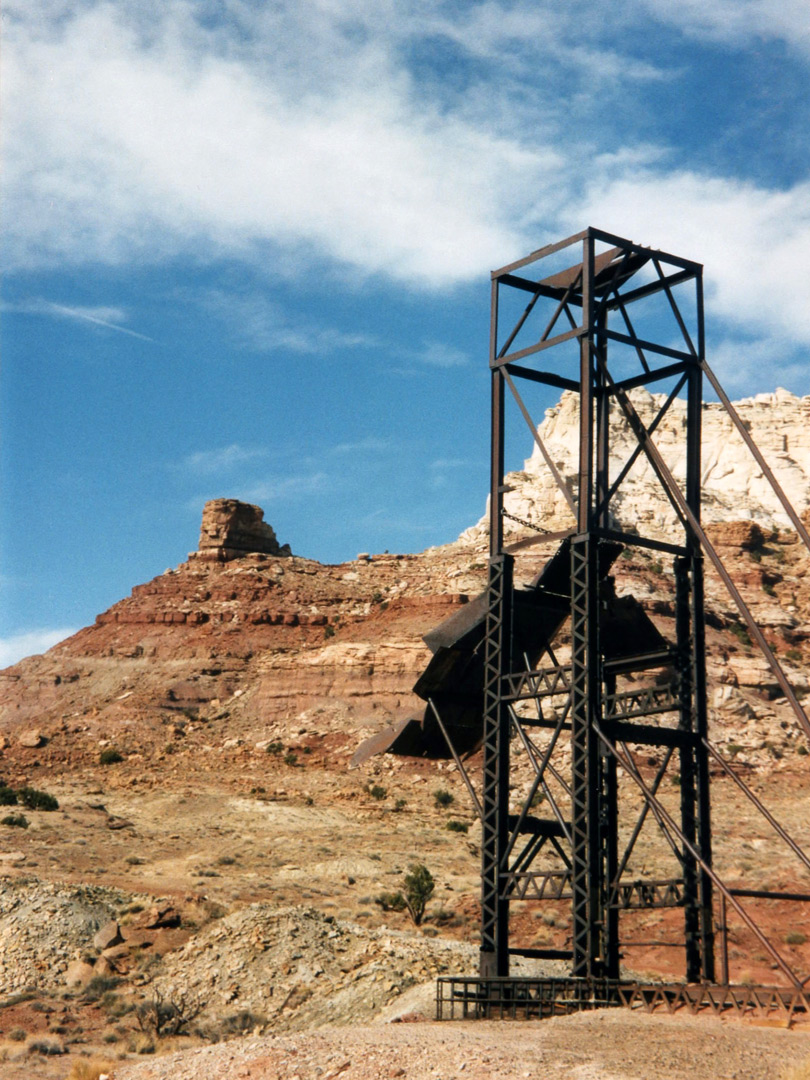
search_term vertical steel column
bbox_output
[686,299,715,981]
[675,554,701,982]
[480,278,511,978]
[577,234,595,535]
[479,552,513,977]
[570,232,605,977]
[489,281,503,560]
[570,536,601,976]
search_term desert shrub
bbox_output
[403,863,435,926]
[0,786,18,806]
[265,741,283,755]
[284,751,298,767]
[375,890,407,913]
[786,648,803,663]
[217,1010,268,1036]
[81,975,121,1002]
[393,798,407,812]
[729,622,752,647]
[17,787,59,811]
[648,559,663,575]
[434,789,454,808]
[128,1032,156,1054]
[101,990,133,1018]
[25,1034,65,1055]
[2,813,28,828]
[323,624,336,639]
[9,1027,27,1041]
[446,820,468,834]
[136,988,206,1038]
[65,1060,116,1080]
[786,931,807,946]
[99,748,124,766]
[368,784,387,800]
[0,989,36,1008]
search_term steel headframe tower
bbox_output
[480,227,714,982]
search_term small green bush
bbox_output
[265,740,284,754]
[446,820,468,833]
[434,789,454,808]
[403,863,435,926]
[393,798,407,812]
[0,786,18,806]
[374,891,406,913]
[99,748,124,766]
[2,813,29,828]
[18,787,59,811]
[283,751,298,767]
[368,784,387,800]
[786,931,807,946]
[730,623,752,647]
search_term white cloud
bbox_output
[5,0,810,362]
[420,343,470,368]
[237,472,329,503]
[332,437,391,455]
[633,0,810,54]
[3,0,555,285]
[6,298,155,340]
[0,627,78,668]
[704,337,809,398]
[199,290,375,354]
[567,169,810,348]
[181,444,268,474]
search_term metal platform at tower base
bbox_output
[436,976,810,1024]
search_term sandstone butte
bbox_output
[0,388,809,1080]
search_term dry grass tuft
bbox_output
[63,1058,117,1080]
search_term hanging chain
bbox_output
[501,508,550,534]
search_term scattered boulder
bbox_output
[17,729,45,748]
[64,957,96,988]
[143,903,181,929]
[93,919,124,951]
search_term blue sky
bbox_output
[2,0,810,665]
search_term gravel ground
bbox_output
[111,1010,810,1080]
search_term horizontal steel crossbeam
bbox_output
[436,977,810,1022]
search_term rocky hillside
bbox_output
[1,393,810,1078]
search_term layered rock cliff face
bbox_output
[460,387,810,545]
[1,395,809,775]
